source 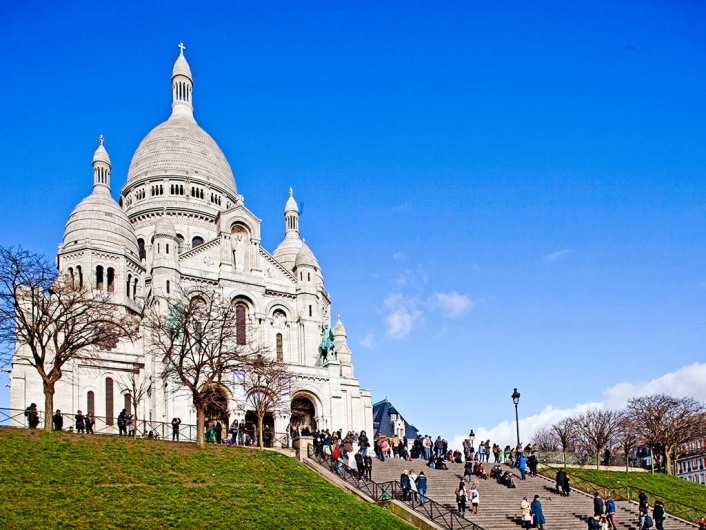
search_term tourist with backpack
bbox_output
[416,471,428,504]
[640,509,654,530]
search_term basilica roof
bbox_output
[124,46,237,195]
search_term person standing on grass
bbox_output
[25,403,40,429]
[52,410,63,431]
[653,500,665,530]
[75,410,85,433]
[171,417,181,441]
[416,472,427,505]
[117,409,128,436]
[605,495,617,530]
[85,412,95,434]
[530,495,545,529]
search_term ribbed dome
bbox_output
[295,241,320,269]
[273,236,303,272]
[63,188,138,256]
[126,115,237,193]
[333,316,347,337]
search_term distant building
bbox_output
[676,439,706,485]
[372,399,418,440]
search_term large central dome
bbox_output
[124,46,237,195]
[127,115,236,193]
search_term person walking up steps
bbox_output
[605,495,617,530]
[455,481,468,517]
[470,485,479,514]
[520,495,532,528]
[530,495,545,529]
[416,471,428,504]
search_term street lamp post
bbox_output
[511,388,521,447]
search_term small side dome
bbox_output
[154,214,177,239]
[333,315,347,338]
[295,241,320,270]
[92,136,111,166]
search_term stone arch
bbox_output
[290,390,322,432]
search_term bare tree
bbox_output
[626,394,705,475]
[575,409,621,469]
[552,417,577,468]
[234,353,292,449]
[615,412,640,472]
[116,364,150,437]
[531,427,559,452]
[143,286,247,447]
[0,246,137,431]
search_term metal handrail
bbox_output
[0,407,289,447]
[541,463,702,525]
[306,444,486,530]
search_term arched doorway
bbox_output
[201,383,229,443]
[244,410,274,447]
[290,394,317,433]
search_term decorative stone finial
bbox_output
[99,134,104,146]
[178,42,186,56]
[337,314,341,321]
[289,187,294,197]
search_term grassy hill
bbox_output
[0,428,411,530]
[540,465,706,521]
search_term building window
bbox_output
[126,274,132,298]
[105,378,114,426]
[236,304,247,345]
[166,244,170,255]
[87,391,95,416]
[133,278,138,299]
[137,238,146,261]
[77,265,83,288]
[309,305,312,317]
[124,393,132,416]
[176,234,184,254]
[96,266,104,291]
[166,280,170,294]
[276,333,283,362]
[107,268,115,293]
[192,236,204,248]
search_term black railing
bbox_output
[307,444,485,530]
[540,463,702,525]
[0,407,289,448]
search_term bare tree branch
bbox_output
[575,409,621,469]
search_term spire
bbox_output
[285,187,300,237]
[171,42,194,121]
[92,135,111,192]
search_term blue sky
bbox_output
[2,1,706,445]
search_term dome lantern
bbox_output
[171,42,194,121]
[92,135,111,191]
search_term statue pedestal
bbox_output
[292,435,314,462]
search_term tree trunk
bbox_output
[196,406,206,448]
[649,445,654,474]
[43,381,54,433]
[257,414,264,450]
[664,447,673,476]
[596,447,600,470]
[563,450,567,468]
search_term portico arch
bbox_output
[290,391,321,432]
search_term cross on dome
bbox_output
[289,187,294,197]
[99,134,104,145]
[178,42,186,56]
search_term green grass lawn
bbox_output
[0,427,411,530]
[540,465,706,522]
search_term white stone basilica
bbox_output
[10,45,373,440]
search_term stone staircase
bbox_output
[370,457,697,529]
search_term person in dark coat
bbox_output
[594,492,605,517]
[75,410,85,433]
[556,469,566,495]
[400,470,411,501]
[530,495,546,529]
[85,412,95,434]
[564,472,571,496]
[653,500,665,530]
[25,403,40,429]
[117,409,128,435]
[52,410,63,431]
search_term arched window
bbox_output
[192,236,204,248]
[105,378,114,426]
[126,274,132,298]
[276,333,283,362]
[309,305,313,317]
[96,266,104,290]
[137,238,146,261]
[68,267,74,287]
[87,391,95,416]
[107,268,115,293]
[166,280,170,294]
[132,278,138,299]
[176,234,184,254]
[166,244,170,255]
[124,393,132,416]
[77,265,83,288]
[236,304,247,345]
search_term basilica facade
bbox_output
[10,46,373,441]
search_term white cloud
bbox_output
[446,363,706,451]
[360,333,376,349]
[430,291,474,318]
[392,203,410,212]
[384,295,421,340]
[392,251,406,261]
[543,248,573,263]
[395,267,429,288]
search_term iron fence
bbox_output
[307,444,485,530]
[0,407,289,447]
